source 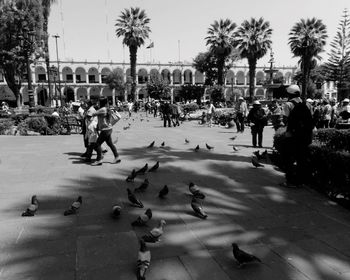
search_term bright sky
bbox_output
[48,0,349,68]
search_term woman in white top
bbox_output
[206,101,215,127]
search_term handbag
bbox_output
[109,109,121,126]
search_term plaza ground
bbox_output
[0,113,350,280]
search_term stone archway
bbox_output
[64,87,75,102]
[37,88,48,106]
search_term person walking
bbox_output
[247,100,267,148]
[162,101,172,127]
[91,97,120,166]
[206,100,215,127]
[234,97,248,132]
[83,105,99,162]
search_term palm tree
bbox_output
[233,17,272,101]
[41,0,57,105]
[205,19,236,86]
[115,7,150,101]
[289,18,327,98]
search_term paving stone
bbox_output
[179,250,231,280]
[77,231,138,271]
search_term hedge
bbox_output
[273,128,350,201]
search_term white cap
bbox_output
[306,98,313,103]
[287,84,301,94]
[238,97,244,100]
[253,100,261,105]
[343,98,350,103]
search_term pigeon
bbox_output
[111,205,122,218]
[64,196,82,216]
[142,220,166,243]
[232,146,238,152]
[253,150,263,160]
[160,142,165,147]
[206,143,214,150]
[230,136,237,141]
[136,164,148,175]
[126,169,137,182]
[158,185,169,198]
[261,149,268,159]
[137,239,151,280]
[22,195,39,217]
[191,197,208,219]
[135,179,149,193]
[131,208,152,226]
[123,126,129,130]
[127,188,144,208]
[189,182,205,199]
[148,161,159,172]
[194,145,200,152]
[185,138,190,144]
[251,156,264,168]
[147,141,155,148]
[140,118,144,122]
[232,243,262,267]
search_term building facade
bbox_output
[0,60,297,106]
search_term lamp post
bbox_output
[20,30,36,107]
[52,34,62,106]
[50,65,58,107]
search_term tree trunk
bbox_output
[3,66,22,108]
[248,58,257,102]
[43,16,52,106]
[301,56,309,99]
[129,44,137,102]
[217,55,225,86]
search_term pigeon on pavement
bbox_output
[194,145,200,152]
[137,239,151,280]
[232,243,261,267]
[158,185,169,198]
[191,197,208,219]
[127,188,144,208]
[126,169,137,182]
[136,164,148,175]
[142,220,166,243]
[135,179,149,193]
[147,141,155,148]
[22,195,39,217]
[131,208,152,226]
[111,205,122,218]
[189,182,205,199]
[206,143,214,150]
[185,138,190,144]
[160,142,165,147]
[232,146,238,152]
[230,136,237,141]
[148,161,159,172]
[64,196,82,216]
[251,156,264,168]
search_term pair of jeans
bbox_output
[95,129,118,161]
[251,125,263,147]
[163,114,171,127]
[235,113,245,132]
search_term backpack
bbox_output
[108,109,121,126]
[287,100,313,137]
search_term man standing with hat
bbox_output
[280,84,314,188]
[247,100,267,147]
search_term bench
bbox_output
[63,116,83,134]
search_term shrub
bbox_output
[0,119,15,134]
[313,128,350,152]
[11,114,29,125]
[17,116,48,135]
[182,103,199,112]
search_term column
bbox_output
[74,87,78,101]
[98,73,102,84]
[87,88,91,100]
[85,72,89,84]
[112,89,116,106]
[73,72,76,84]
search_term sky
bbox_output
[47,0,349,68]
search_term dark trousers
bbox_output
[163,114,171,127]
[235,113,245,132]
[95,129,118,161]
[251,125,263,147]
[284,135,312,185]
[85,143,98,159]
[153,108,158,117]
[172,114,180,126]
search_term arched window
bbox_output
[184,69,193,84]
[225,70,234,85]
[138,69,148,84]
[256,71,264,85]
[173,69,182,84]
[236,71,244,85]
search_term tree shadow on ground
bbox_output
[1,140,350,280]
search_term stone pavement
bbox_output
[0,112,350,280]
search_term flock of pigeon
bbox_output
[20,120,269,279]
